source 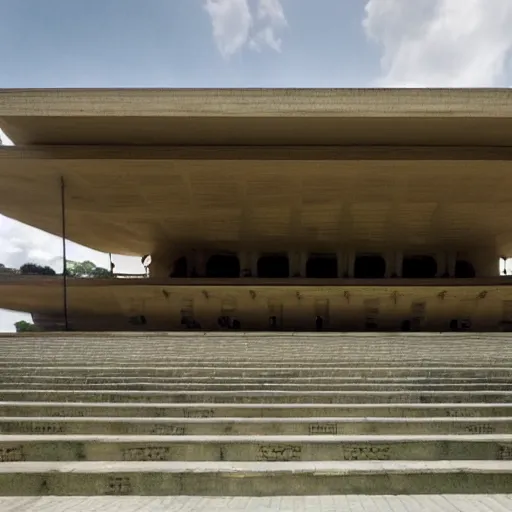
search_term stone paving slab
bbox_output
[0,495,511,511]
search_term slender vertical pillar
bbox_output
[336,251,346,278]
[436,251,447,277]
[394,251,403,277]
[447,252,457,277]
[299,251,308,277]
[60,177,69,331]
[194,251,206,277]
[384,250,394,277]
[238,251,249,277]
[250,252,259,277]
[347,250,356,278]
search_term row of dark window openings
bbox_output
[179,315,322,330]
[170,254,476,279]
[130,314,473,332]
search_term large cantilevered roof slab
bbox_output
[1,88,512,256]
[1,146,512,255]
[1,88,512,146]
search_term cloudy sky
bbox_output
[1,0,512,331]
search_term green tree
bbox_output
[14,320,38,332]
[66,260,111,278]
[20,263,56,275]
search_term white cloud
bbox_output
[0,129,13,146]
[251,0,287,52]
[363,0,512,86]
[204,0,253,58]
[204,0,287,58]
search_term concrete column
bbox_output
[384,251,394,277]
[347,250,356,278]
[149,252,174,278]
[148,259,169,278]
[471,249,500,277]
[288,251,300,277]
[436,251,447,277]
[250,252,259,277]
[447,252,457,277]
[193,251,206,277]
[394,251,403,277]
[185,252,193,277]
[299,251,309,277]
[238,251,250,277]
[336,251,346,278]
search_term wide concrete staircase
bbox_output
[0,332,511,496]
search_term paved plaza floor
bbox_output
[1,495,511,511]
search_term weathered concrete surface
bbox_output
[4,380,512,391]
[2,333,512,363]
[1,416,510,435]
[2,401,512,418]
[1,389,510,404]
[2,434,512,462]
[1,88,512,258]
[2,279,512,332]
[0,461,512,495]
[0,333,512,496]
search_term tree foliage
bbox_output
[20,263,56,275]
[19,260,111,278]
[66,260,111,278]
[14,320,39,332]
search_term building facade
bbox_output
[0,88,511,332]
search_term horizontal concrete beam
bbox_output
[4,145,512,161]
[2,88,512,117]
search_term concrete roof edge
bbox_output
[1,88,512,118]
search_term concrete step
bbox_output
[0,348,512,356]
[2,402,512,418]
[4,375,512,384]
[4,366,511,378]
[0,416,511,436]
[4,382,512,392]
[1,434,512,462]
[0,460,510,495]
[1,335,510,346]
[4,360,512,371]
[1,389,510,403]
